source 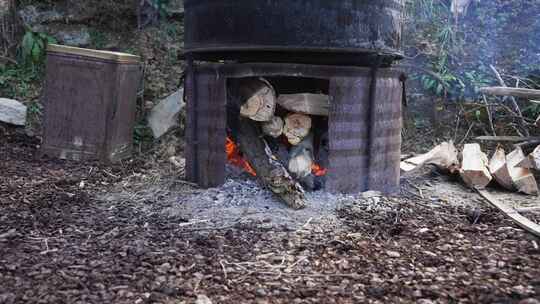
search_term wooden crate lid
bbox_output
[47,44,140,63]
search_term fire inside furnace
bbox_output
[311,163,327,177]
[225,137,327,180]
[226,137,257,176]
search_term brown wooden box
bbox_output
[40,44,141,162]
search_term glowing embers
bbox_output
[226,137,257,176]
[311,163,327,177]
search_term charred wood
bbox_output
[237,118,307,209]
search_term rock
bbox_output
[386,250,401,258]
[0,98,27,126]
[196,294,212,304]
[255,288,267,297]
[54,26,91,47]
[148,88,185,138]
[362,191,382,199]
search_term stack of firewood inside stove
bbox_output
[227,78,330,209]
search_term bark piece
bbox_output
[507,148,539,195]
[239,78,276,122]
[460,143,492,189]
[288,133,314,178]
[237,118,306,209]
[277,93,329,116]
[488,147,514,190]
[148,88,185,138]
[400,141,459,173]
[283,113,312,145]
[261,116,284,138]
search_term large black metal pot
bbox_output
[184,0,404,66]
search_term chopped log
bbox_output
[283,113,312,145]
[515,145,540,171]
[288,133,314,178]
[277,93,329,116]
[239,78,276,122]
[261,116,284,138]
[237,118,306,209]
[530,145,540,170]
[460,143,492,189]
[517,156,534,169]
[400,141,459,173]
[480,87,540,100]
[488,147,514,190]
[477,190,540,237]
[507,148,539,195]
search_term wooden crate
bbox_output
[41,44,141,162]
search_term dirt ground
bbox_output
[2,126,540,304]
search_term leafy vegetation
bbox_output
[21,30,56,67]
[0,28,55,102]
[406,1,500,100]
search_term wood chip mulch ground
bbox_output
[1,128,540,304]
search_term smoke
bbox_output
[406,0,540,98]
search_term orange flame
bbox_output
[226,137,257,176]
[311,163,327,177]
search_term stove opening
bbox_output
[226,76,329,191]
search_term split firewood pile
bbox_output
[229,78,330,209]
[401,141,540,195]
[402,74,540,196]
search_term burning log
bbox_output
[507,148,539,195]
[460,143,492,189]
[277,93,329,116]
[261,116,284,138]
[237,118,307,209]
[239,78,276,122]
[283,113,312,145]
[226,137,257,176]
[288,133,314,178]
[488,147,514,191]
